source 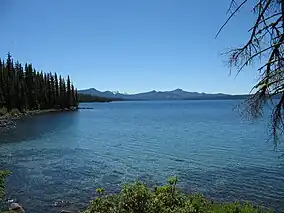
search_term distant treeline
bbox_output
[78,93,123,102]
[0,53,78,112]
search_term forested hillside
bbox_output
[0,53,78,112]
[78,93,117,102]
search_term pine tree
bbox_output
[0,59,4,108]
[43,73,48,109]
[4,53,13,111]
[54,73,59,109]
[38,72,45,109]
[62,78,66,109]
[50,73,55,108]
[0,53,78,112]
[75,89,78,107]
[25,63,34,109]
[46,73,52,108]
[71,84,76,107]
[34,72,42,109]
[14,61,22,111]
[66,75,71,108]
[59,76,64,109]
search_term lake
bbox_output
[0,100,284,212]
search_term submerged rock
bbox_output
[9,203,25,213]
[78,107,94,109]
[6,198,15,203]
[52,200,70,207]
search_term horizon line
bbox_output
[78,87,249,96]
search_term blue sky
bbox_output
[1,0,257,94]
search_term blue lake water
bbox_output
[0,100,284,212]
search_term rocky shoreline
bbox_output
[0,108,78,131]
[2,202,73,213]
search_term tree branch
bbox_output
[216,0,248,38]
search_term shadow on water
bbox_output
[0,111,79,144]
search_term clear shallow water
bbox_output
[0,100,284,212]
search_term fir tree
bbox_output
[66,76,71,109]
[0,59,4,108]
[0,53,78,112]
[54,73,59,109]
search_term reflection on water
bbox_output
[0,101,284,212]
[0,111,78,144]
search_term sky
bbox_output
[0,0,258,94]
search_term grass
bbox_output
[83,177,272,213]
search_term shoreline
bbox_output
[25,108,78,117]
[0,108,78,129]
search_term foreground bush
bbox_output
[84,177,272,213]
[0,170,10,201]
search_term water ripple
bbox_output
[0,101,284,212]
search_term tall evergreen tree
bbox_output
[4,53,13,111]
[0,59,4,108]
[75,89,78,107]
[14,61,22,111]
[0,53,78,112]
[71,84,76,107]
[66,76,71,109]
[50,73,55,108]
[62,78,66,109]
[54,73,59,108]
[43,73,48,109]
[46,73,52,108]
[25,64,34,109]
[59,76,65,109]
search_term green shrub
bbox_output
[9,109,20,117]
[84,178,273,213]
[0,211,17,213]
[0,170,10,201]
[0,108,7,116]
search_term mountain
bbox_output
[78,88,250,100]
[78,93,122,103]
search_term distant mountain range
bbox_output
[78,88,250,101]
